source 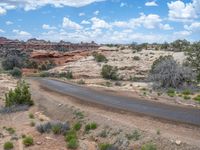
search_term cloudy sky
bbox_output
[0,0,200,43]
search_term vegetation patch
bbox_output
[23,136,34,147]
[93,52,108,62]
[4,141,14,150]
[101,65,118,80]
[141,143,157,150]
[5,81,33,107]
[36,121,69,134]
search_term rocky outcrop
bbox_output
[30,50,93,65]
[0,37,100,52]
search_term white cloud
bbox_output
[145,1,158,7]
[0,29,5,33]
[12,29,32,40]
[0,0,105,11]
[79,12,85,16]
[6,21,13,25]
[0,6,6,15]
[81,20,91,25]
[42,24,57,30]
[120,2,128,7]
[130,13,162,29]
[91,17,111,29]
[184,22,200,31]
[112,21,128,28]
[94,10,99,15]
[159,23,173,30]
[62,17,83,30]
[167,0,199,21]
[174,30,191,37]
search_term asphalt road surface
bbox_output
[35,78,200,126]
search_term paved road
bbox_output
[36,78,200,126]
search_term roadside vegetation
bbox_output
[5,80,33,107]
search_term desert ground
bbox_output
[0,47,200,150]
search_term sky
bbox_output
[0,0,200,44]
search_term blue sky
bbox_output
[0,0,200,43]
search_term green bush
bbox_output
[101,65,118,80]
[5,81,33,107]
[59,71,73,79]
[29,113,34,119]
[194,95,200,102]
[126,130,141,141]
[65,130,77,142]
[183,95,191,100]
[67,138,78,149]
[73,122,82,131]
[99,143,113,150]
[4,141,14,150]
[23,136,34,147]
[52,125,62,134]
[5,127,15,134]
[85,122,97,132]
[141,143,157,150]
[182,90,192,95]
[167,88,176,97]
[93,52,107,62]
[10,67,22,78]
[90,122,97,129]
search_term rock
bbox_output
[36,141,42,145]
[45,136,54,140]
[175,140,181,145]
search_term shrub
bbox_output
[67,138,78,149]
[99,130,108,138]
[4,141,14,150]
[93,52,107,62]
[39,72,51,77]
[182,90,192,95]
[183,95,191,100]
[30,121,35,127]
[2,55,22,70]
[126,130,141,141]
[10,67,22,78]
[99,143,113,150]
[85,122,97,132]
[167,88,176,97]
[29,113,34,119]
[77,79,85,85]
[194,95,200,102]
[52,125,62,134]
[133,56,140,61]
[101,65,118,80]
[85,124,91,132]
[5,127,15,134]
[59,71,73,79]
[90,122,97,129]
[141,143,157,150]
[73,122,82,131]
[65,130,77,142]
[5,81,33,107]
[186,41,200,81]
[36,121,69,134]
[149,56,194,88]
[23,136,34,147]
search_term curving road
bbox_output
[34,78,200,126]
